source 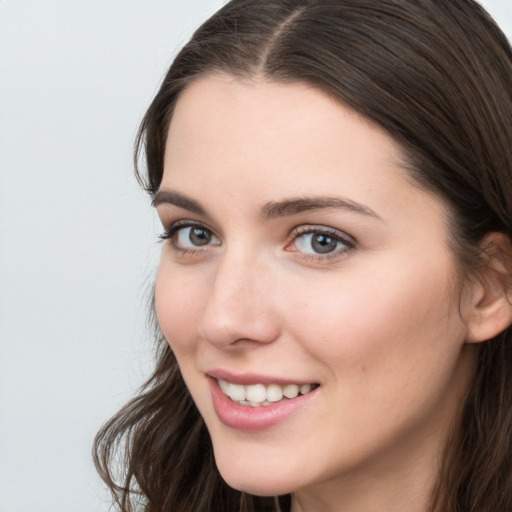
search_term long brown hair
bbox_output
[94,1,512,510]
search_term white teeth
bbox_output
[283,384,300,399]
[266,384,284,402]
[218,379,230,394]
[227,383,245,402]
[218,379,316,405]
[300,384,313,395]
[245,384,267,402]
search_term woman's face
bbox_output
[154,75,476,503]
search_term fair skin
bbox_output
[154,74,480,512]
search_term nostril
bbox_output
[198,302,281,348]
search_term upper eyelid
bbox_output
[290,224,356,245]
[163,219,218,235]
[155,203,215,230]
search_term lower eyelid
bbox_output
[295,251,350,264]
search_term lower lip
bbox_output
[209,378,318,432]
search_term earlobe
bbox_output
[465,232,512,344]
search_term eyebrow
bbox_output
[261,196,381,220]
[153,189,381,221]
[152,190,207,216]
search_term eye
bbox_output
[160,222,221,250]
[288,226,354,258]
[176,226,218,248]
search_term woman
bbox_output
[94,1,512,511]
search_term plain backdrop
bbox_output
[0,1,510,511]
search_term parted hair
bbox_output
[93,1,512,511]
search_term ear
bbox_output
[465,232,512,344]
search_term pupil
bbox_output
[312,234,337,254]
[189,228,211,246]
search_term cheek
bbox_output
[284,256,464,383]
[278,257,471,454]
[154,262,205,354]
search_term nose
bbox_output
[198,249,281,349]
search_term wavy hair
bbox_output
[94,1,512,510]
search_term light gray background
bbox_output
[0,1,510,511]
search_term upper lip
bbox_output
[207,368,318,386]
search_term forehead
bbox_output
[164,74,406,193]
[168,74,394,146]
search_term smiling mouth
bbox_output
[217,379,319,407]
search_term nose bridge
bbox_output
[198,243,280,347]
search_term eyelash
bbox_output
[159,220,219,253]
[159,221,356,261]
[287,225,355,261]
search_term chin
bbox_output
[220,472,294,497]
[213,448,299,497]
